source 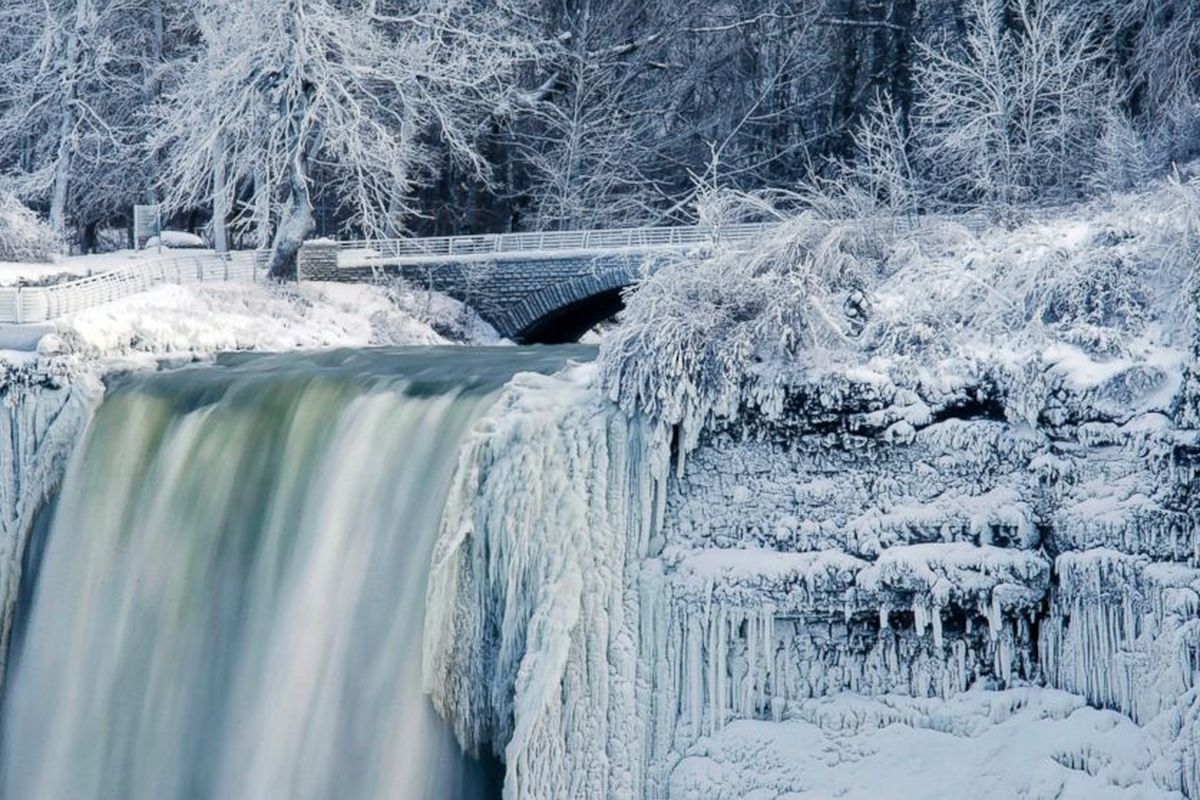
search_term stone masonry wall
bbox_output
[298,239,654,339]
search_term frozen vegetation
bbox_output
[1,0,1199,796]
[425,179,1200,799]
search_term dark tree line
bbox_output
[1,0,1198,269]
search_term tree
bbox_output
[154,0,533,278]
[0,0,153,243]
[914,0,1107,211]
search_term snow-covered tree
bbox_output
[842,92,921,219]
[915,0,1107,210]
[509,2,673,229]
[0,0,155,242]
[154,0,533,278]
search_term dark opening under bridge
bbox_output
[297,224,774,343]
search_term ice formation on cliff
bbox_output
[426,183,1200,799]
[425,364,669,799]
[0,366,99,679]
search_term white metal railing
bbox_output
[0,251,267,325]
[336,222,778,265]
[0,214,993,325]
[336,215,989,267]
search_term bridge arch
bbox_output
[506,268,638,344]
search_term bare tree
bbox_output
[154,0,534,278]
[915,0,1107,211]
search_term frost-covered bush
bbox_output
[373,275,498,344]
[601,179,1200,435]
[0,194,62,263]
[601,193,887,446]
[1089,108,1158,196]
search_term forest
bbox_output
[1,0,1198,275]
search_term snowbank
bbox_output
[54,279,499,361]
[670,690,1179,799]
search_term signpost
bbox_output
[133,204,161,252]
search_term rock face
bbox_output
[652,353,1199,795]
[426,346,1200,799]
[0,371,100,679]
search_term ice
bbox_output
[668,690,1181,800]
[0,373,101,678]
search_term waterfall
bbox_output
[0,347,589,800]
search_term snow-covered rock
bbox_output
[425,180,1200,798]
[143,230,205,250]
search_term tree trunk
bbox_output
[891,0,918,136]
[49,0,89,237]
[267,157,314,280]
[143,0,164,204]
[48,113,75,236]
[212,135,229,252]
[81,220,98,254]
[254,166,272,249]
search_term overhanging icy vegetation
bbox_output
[426,182,1200,798]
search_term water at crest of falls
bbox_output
[0,345,594,800]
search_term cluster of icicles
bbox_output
[425,366,1200,800]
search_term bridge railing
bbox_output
[336,214,989,266]
[337,222,779,265]
[0,251,266,325]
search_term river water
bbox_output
[0,345,593,800]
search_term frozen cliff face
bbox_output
[424,364,670,800]
[652,342,1198,797]
[427,332,1198,799]
[0,361,100,678]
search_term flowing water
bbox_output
[0,345,594,800]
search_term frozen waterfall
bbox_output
[0,347,589,800]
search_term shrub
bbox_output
[0,193,63,263]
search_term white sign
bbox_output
[133,204,161,249]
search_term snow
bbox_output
[53,279,499,361]
[0,250,152,287]
[669,690,1180,800]
[143,230,206,249]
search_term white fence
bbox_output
[0,251,266,325]
[0,214,992,325]
[337,222,778,263]
[335,215,989,266]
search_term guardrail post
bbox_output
[14,287,22,325]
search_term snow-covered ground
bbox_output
[0,249,154,287]
[671,690,1179,799]
[53,279,500,361]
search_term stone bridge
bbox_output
[296,224,771,343]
